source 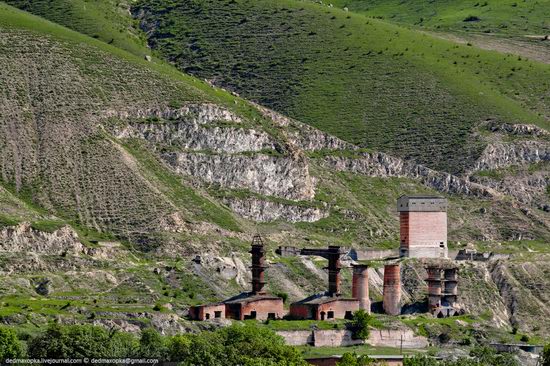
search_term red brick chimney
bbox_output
[327,246,342,296]
[352,264,370,313]
[383,263,401,315]
[250,235,267,294]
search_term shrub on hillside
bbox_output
[0,327,24,361]
[337,353,373,366]
[541,344,550,366]
[349,310,373,340]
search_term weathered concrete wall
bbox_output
[353,249,398,260]
[313,330,363,347]
[368,329,429,349]
[277,328,428,349]
[276,330,313,346]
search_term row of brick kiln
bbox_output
[190,195,460,321]
[189,237,407,321]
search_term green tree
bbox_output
[167,334,191,362]
[28,323,138,359]
[350,310,373,340]
[403,355,439,366]
[0,327,24,361]
[28,324,112,358]
[541,344,550,366]
[108,331,139,358]
[139,328,167,359]
[337,352,373,366]
[182,324,306,366]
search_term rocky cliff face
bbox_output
[163,152,315,200]
[223,198,328,223]
[0,223,83,255]
[489,257,550,335]
[103,103,243,124]
[323,153,496,198]
[469,141,550,173]
[116,122,277,154]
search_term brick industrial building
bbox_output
[192,196,459,322]
[289,248,402,320]
[398,195,448,259]
[189,235,283,321]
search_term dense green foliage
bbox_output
[337,353,374,366]
[28,324,138,359]
[540,344,550,366]
[404,347,519,366]
[349,310,373,340]
[324,0,550,35]
[23,323,306,365]
[0,327,24,362]
[133,0,550,173]
[182,324,307,366]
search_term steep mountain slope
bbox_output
[4,0,148,57]
[0,3,549,340]
[323,0,550,36]
[132,0,550,175]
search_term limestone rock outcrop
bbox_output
[224,197,328,223]
[470,141,550,172]
[323,153,496,198]
[0,223,82,255]
[163,152,316,200]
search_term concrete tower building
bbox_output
[397,195,448,258]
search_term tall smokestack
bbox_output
[250,235,267,294]
[327,246,342,296]
[383,263,401,315]
[352,264,370,313]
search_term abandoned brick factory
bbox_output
[189,195,461,321]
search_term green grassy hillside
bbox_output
[324,0,550,36]
[3,0,149,57]
[133,0,550,174]
[0,4,549,341]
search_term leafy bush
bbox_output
[541,344,550,366]
[349,310,373,340]
[25,323,307,365]
[0,327,24,361]
[139,328,167,359]
[28,323,131,358]
[337,353,374,366]
[181,324,307,366]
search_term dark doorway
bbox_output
[327,311,334,319]
[320,311,326,320]
[244,311,257,320]
[344,311,353,320]
[205,313,210,320]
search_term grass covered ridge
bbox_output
[323,0,550,36]
[132,0,550,173]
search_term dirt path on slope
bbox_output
[427,31,550,64]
